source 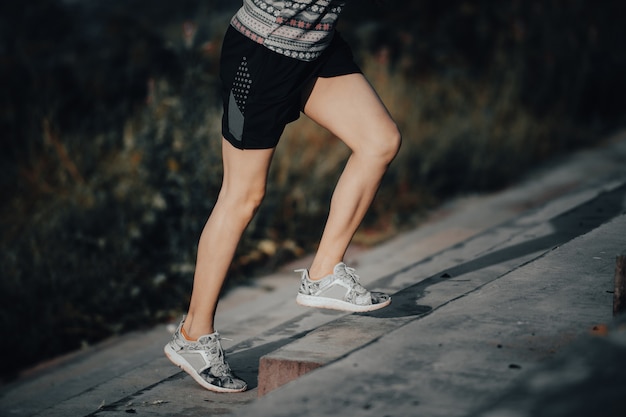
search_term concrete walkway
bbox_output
[1,132,625,417]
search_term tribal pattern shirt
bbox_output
[231,0,347,61]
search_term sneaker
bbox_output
[164,317,247,393]
[295,262,391,312]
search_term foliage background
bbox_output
[1,0,625,379]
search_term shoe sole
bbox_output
[163,343,247,393]
[296,293,391,312]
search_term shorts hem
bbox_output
[318,67,362,79]
[222,131,279,150]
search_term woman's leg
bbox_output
[303,73,401,279]
[182,138,275,339]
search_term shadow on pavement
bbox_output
[366,184,626,320]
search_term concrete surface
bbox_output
[256,178,626,396]
[1,131,625,417]
[239,213,626,417]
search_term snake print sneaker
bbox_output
[164,317,247,393]
[295,262,391,312]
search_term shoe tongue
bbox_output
[334,262,347,274]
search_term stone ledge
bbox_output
[257,314,415,396]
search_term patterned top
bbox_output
[231,0,347,61]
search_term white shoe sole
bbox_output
[163,343,247,393]
[296,293,391,312]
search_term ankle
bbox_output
[182,316,215,340]
[308,261,341,281]
[307,267,333,281]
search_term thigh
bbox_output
[220,137,275,199]
[302,73,398,153]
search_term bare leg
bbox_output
[183,138,274,339]
[303,73,401,279]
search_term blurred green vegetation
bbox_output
[1,0,624,379]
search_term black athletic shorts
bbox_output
[220,25,362,149]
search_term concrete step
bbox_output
[237,213,626,417]
[256,180,626,395]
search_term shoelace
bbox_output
[203,344,233,377]
[341,266,370,295]
[341,266,365,287]
[344,266,360,282]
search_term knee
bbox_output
[241,187,266,217]
[221,184,266,220]
[386,123,402,162]
[368,122,402,165]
